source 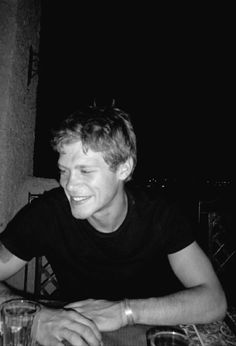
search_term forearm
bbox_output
[129,285,227,326]
[0,281,22,305]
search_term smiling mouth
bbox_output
[70,196,91,204]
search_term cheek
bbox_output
[100,176,119,195]
[60,175,67,187]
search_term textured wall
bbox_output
[0,0,41,232]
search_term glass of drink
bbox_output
[1,298,40,346]
[146,325,189,346]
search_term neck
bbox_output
[88,192,128,233]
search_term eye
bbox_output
[81,169,92,174]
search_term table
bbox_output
[101,320,236,346]
[1,320,235,345]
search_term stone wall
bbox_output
[0,0,41,232]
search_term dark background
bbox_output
[34,2,234,186]
[33,3,235,304]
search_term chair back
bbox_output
[27,192,59,299]
[198,199,236,274]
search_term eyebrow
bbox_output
[58,163,96,169]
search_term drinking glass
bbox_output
[146,325,189,346]
[1,298,40,346]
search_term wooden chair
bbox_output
[26,192,59,299]
[198,199,236,274]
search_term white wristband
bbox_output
[124,299,135,325]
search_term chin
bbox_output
[71,207,91,220]
[73,214,88,220]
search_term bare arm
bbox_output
[67,242,227,331]
[130,241,227,326]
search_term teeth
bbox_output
[72,196,88,201]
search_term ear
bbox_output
[118,158,134,181]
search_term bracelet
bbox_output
[123,298,135,325]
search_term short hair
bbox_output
[51,106,137,181]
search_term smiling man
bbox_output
[58,140,130,230]
[0,105,227,346]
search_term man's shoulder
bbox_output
[126,182,171,215]
[126,182,192,229]
[29,186,68,211]
[41,186,64,199]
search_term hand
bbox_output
[33,306,102,346]
[65,299,126,332]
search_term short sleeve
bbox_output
[0,194,56,261]
[163,202,196,254]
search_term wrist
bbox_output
[123,299,135,325]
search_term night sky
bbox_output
[34,3,234,182]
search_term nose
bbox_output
[65,171,83,192]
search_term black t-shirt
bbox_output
[0,186,195,302]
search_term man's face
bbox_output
[58,141,125,220]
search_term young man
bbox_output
[0,106,227,346]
